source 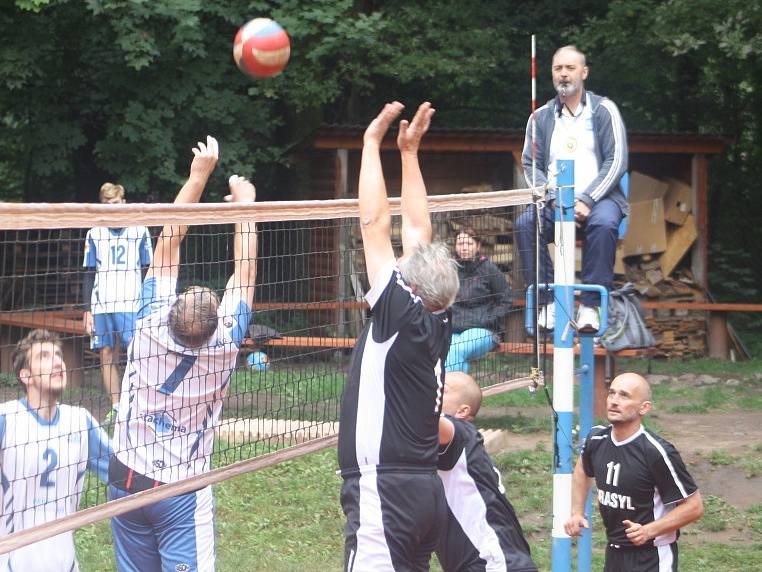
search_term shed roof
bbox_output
[312,125,729,154]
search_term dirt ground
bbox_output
[482,404,762,546]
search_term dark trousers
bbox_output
[604,542,678,571]
[516,198,623,306]
[342,471,447,571]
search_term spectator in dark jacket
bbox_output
[446,228,512,373]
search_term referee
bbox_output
[564,372,704,571]
[338,101,459,571]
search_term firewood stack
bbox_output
[622,263,707,358]
[618,172,705,358]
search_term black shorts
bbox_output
[341,470,447,572]
[604,542,678,572]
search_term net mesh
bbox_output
[0,190,538,552]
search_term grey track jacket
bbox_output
[522,90,629,215]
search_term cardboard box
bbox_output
[663,178,693,225]
[660,215,698,277]
[622,172,668,256]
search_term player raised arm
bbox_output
[358,102,403,287]
[223,175,257,309]
[398,102,435,256]
[564,458,594,536]
[148,136,219,279]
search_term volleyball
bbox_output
[233,18,291,79]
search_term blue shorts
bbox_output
[91,312,136,350]
[109,484,216,572]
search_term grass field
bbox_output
[71,355,762,571]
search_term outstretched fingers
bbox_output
[225,174,256,203]
[397,101,435,153]
[364,101,405,146]
[189,135,219,178]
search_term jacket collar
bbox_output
[554,90,588,117]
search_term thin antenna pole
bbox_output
[531,34,541,373]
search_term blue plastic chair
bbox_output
[618,172,630,239]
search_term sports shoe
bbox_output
[538,303,555,332]
[576,304,601,333]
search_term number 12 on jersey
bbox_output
[110,244,126,264]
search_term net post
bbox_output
[551,159,575,572]
[577,335,595,572]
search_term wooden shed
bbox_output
[295,126,731,356]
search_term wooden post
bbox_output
[707,311,729,359]
[593,353,610,419]
[691,154,709,290]
[335,149,350,339]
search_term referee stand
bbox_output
[525,159,609,572]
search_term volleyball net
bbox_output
[0,188,542,553]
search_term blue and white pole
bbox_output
[575,284,609,572]
[551,159,576,572]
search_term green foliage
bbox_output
[0,0,615,204]
[748,504,762,534]
[572,1,762,299]
[477,412,550,433]
[226,366,345,421]
[696,495,745,533]
[702,449,736,467]
[0,372,17,388]
[620,354,762,377]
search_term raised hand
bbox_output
[225,175,256,203]
[189,135,219,180]
[363,101,405,147]
[397,101,435,154]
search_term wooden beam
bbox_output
[312,128,728,155]
[640,302,762,312]
[691,154,709,290]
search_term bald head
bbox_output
[611,372,652,401]
[442,371,482,421]
[553,45,586,66]
[607,372,653,430]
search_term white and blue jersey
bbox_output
[83,226,152,314]
[0,399,111,572]
[113,276,251,484]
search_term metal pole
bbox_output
[577,335,595,572]
[551,159,575,572]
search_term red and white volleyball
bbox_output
[233,18,291,79]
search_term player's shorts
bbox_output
[604,542,678,572]
[90,312,136,349]
[342,469,447,572]
[109,484,215,572]
[0,530,79,571]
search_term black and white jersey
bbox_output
[437,417,537,572]
[338,262,451,474]
[582,425,698,548]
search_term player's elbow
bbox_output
[360,216,392,242]
[691,491,705,521]
[360,213,390,231]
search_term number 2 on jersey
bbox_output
[40,448,58,488]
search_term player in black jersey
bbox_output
[338,101,460,571]
[437,372,537,572]
[564,373,704,571]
